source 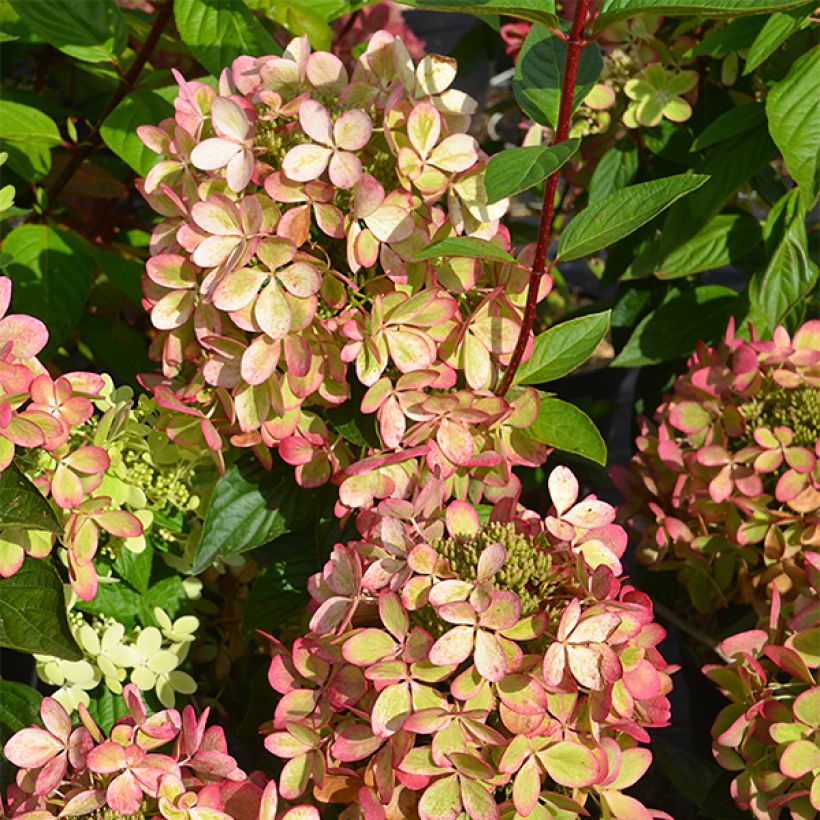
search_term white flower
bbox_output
[130,626,180,690]
[35,656,100,713]
[77,622,138,693]
[154,607,199,644]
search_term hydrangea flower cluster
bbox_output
[2,684,313,819]
[137,33,555,512]
[35,606,199,713]
[703,552,819,819]
[613,320,820,613]
[262,466,675,819]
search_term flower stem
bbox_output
[496,0,591,396]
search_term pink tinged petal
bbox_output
[192,235,241,268]
[343,629,399,666]
[278,262,322,298]
[407,103,441,158]
[379,395,405,449]
[211,97,250,141]
[697,445,729,467]
[191,199,240,236]
[314,202,345,238]
[35,751,67,796]
[497,674,547,716]
[4,727,63,768]
[429,134,478,172]
[0,314,49,358]
[513,755,541,817]
[416,54,458,95]
[70,557,98,601]
[387,328,435,373]
[365,205,414,243]
[190,138,239,170]
[94,510,143,538]
[463,333,491,391]
[353,174,385,217]
[107,770,144,815]
[371,682,412,737]
[418,774,461,820]
[474,629,507,682]
[708,465,734,504]
[0,276,11,314]
[306,51,348,91]
[299,100,333,146]
[542,643,567,688]
[212,268,265,311]
[548,466,578,516]
[429,625,475,667]
[445,500,480,537]
[476,541,506,579]
[40,697,71,743]
[282,144,332,182]
[329,151,363,189]
[60,788,106,816]
[538,741,601,788]
[776,469,807,502]
[754,449,783,473]
[255,281,292,340]
[460,778,499,820]
[0,539,24,577]
[354,228,380,268]
[309,596,349,634]
[226,148,254,192]
[146,254,196,289]
[570,613,620,644]
[86,741,127,773]
[152,289,196,331]
[437,418,473,465]
[334,109,372,152]
[277,205,311,246]
[564,499,616,528]
[780,740,820,778]
[241,335,279,385]
[566,645,608,690]
[51,463,84,509]
[258,779,279,820]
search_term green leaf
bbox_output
[744,3,815,73]
[596,0,810,28]
[0,681,42,744]
[749,192,817,333]
[9,0,127,63]
[114,545,153,594]
[2,224,95,360]
[766,45,820,210]
[414,236,517,264]
[612,285,740,367]
[528,397,607,466]
[193,457,325,574]
[0,556,82,659]
[174,0,282,78]
[85,688,129,735]
[514,28,602,128]
[139,575,186,624]
[557,174,709,261]
[398,0,557,27]
[690,16,764,57]
[626,213,761,280]
[77,314,153,390]
[485,141,580,204]
[691,103,766,152]
[588,139,639,202]
[272,0,333,51]
[75,579,141,630]
[515,310,611,385]
[100,85,178,176]
[242,559,312,639]
[652,740,721,811]
[0,463,61,534]
[0,100,61,179]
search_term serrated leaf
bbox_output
[691,103,766,152]
[528,397,607,466]
[596,0,810,29]
[514,27,602,128]
[612,285,740,367]
[75,580,141,630]
[9,0,127,63]
[0,557,82,660]
[766,45,820,210]
[558,174,709,261]
[139,575,186,625]
[399,0,557,26]
[174,0,282,77]
[515,310,611,385]
[0,463,61,534]
[113,544,153,594]
[0,100,62,179]
[485,140,579,203]
[0,681,42,744]
[744,3,815,74]
[588,138,639,202]
[193,457,325,574]
[100,85,178,176]
[414,236,518,264]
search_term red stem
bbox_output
[496,0,591,395]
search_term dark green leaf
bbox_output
[766,45,820,210]
[399,0,557,26]
[744,3,815,73]
[85,688,129,735]
[652,739,721,810]
[588,139,639,202]
[514,28,602,128]
[0,100,62,179]
[114,545,153,594]
[9,0,127,63]
[193,458,325,574]
[174,0,282,77]
[485,140,579,203]
[0,463,61,534]
[690,16,764,57]
[514,310,611,385]
[691,103,765,152]
[527,397,607,466]
[612,285,740,367]
[3,224,95,360]
[414,236,518,264]
[0,557,82,659]
[558,174,709,261]
[0,681,42,745]
[597,0,809,28]
[100,86,178,176]
[139,575,186,625]
[75,580,141,630]
[77,314,153,390]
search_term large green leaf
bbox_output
[612,285,740,367]
[85,688,129,735]
[3,224,95,360]
[596,0,809,28]
[744,3,815,74]
[0,557,82,659]
[527,397,607,466]
[515,310,611,385]
[399,0,557,26]
[514,27,602,128]
[0,100,61,179]
[766,45,820,210]
[100,86,178,176]
[414,236,518,264]
[485,140,579,204]
[749,191,817,333]
[557,174,709,261]
[691,103,766,153]
[75,579,141,629]
[9,0,127,63]
[192,458,325,574]
[174,0,282,77]
[0,681,42,743]
[0,463,61,534]
[588,139,639,202]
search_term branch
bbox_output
[496,0,591,396]
[43,1,174,215]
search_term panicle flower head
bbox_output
[613,319,820,613]
[261,466,675,819]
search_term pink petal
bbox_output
[4,727,63,768]
[306,51,347,92]
[333,109,372,152]
[191,198,241,236]
[146,254,196,289]
[226,148,254,192]
[429,134,478,172]
[299,100,333,146]
[283,144,332,183]
[474,629,507,682]
[192,235,241,268]
[151,290,196,331]
[548,466,578,516]
[278,262,322,298]
[329,151,362,189]
[0,314,49,359]
[40,697,71,744]
[255,281,291,340]
[107,770,144,815]
[94,510,143,538]
[241,335,280,385]
[212,267,266,312]
[190,138,239,171]
[407,103,441,158]
[86,741,126,774]
[364,205,413,243]
[211,97,249,142]
[429,625,474,667]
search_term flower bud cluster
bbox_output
[262,466,675,819]
[613,320,820,613]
